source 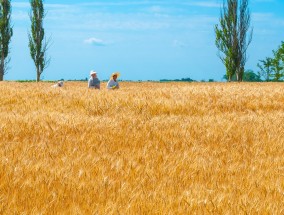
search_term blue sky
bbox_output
[6,0,284,81]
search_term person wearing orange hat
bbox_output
[107,72,120,90]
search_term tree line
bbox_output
[0,0,49,81]
[0,0,282,82]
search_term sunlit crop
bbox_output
[0,81,283,214]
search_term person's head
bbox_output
[90,70,97,78]
[58,81,63,87]
[111,72,120,81]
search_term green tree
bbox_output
[257,57,273,81]
[243,69,261,82]
[0,0,13,81]
[271,43,284,81]
[28,0,50,82]
[278,41,284,61]
[223,70,261,82]
[215,0,253,82]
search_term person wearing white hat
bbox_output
[107,72,120,90]
[88,70,100,89]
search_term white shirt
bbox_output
[107,79,119,89]
[52,83,63,88]
[88,77,100,89]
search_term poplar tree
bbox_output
[0,0,13,81]
[28,0,50,82]
[215,0,253,82]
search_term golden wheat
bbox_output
[0,81,283,214]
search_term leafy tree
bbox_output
[223,74,236,81]
[28,0,50,82]
[271,55,283,81]
[0,0,13,81]
[272,42,284,81]
[223,70,261,82]
[271,42,284,81]
[258,42,284,82]
[257,57,273,81]
[278,41,284,61]
[243,69,261,82]
[215,0,253,82]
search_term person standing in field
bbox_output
[52,81,64,88]
[107,72,120,90]
[88,71,100,89]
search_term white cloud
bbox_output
[185,1,221,8]
[12,11,29,21]
[252,0,275,2]
[12,2,30,9]
[12,0,220,31]
[77,1,221,8]
[77,1,154,7]
[252,12,284,31]
[148,6,163,13]
[84,37,107,46]
[173,40,187,48]
[252,12,274,21]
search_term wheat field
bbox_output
[0,81,283,214]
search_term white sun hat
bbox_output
[90,70,97,76]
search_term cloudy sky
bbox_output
[6,0,284,81]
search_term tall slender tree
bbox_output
[28,0,50,82]
[215,0,253,82]
[0,0,13,81]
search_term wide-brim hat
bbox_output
[111,72,120,78]
[90,70,97,76]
